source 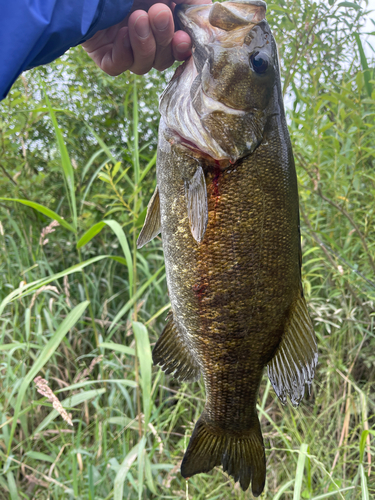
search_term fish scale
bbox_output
[137,1,318,494]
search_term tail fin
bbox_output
[180,415,266,496]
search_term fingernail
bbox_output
[123,27,130,48]
[176,42,190,54]
[134,15,150,39]
[154,10,170,31]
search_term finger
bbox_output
[128,10,157,75]
[149,4,175,71]
[172,30,192,61]
[173,0,211,4]
[100,27,134,76]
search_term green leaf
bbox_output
[359,429,375,462]
[7,301,89,453]
[293,443,308,500]
[359,464,369,500]
[354,33,372,98]
[274,480,294,500]
[77,219,133,293]
[25,451,56,463]
[139,152,157,183]
[0,198,75,233]
[114,440,144,500]
[338,1,361,10]
[55,379,137,392]
[311,487,355,499]
[104,220,134,292]
[76,222,106,248]
[133,322,152,427]
[0,343,40,351]
[112,161,122,178]
[44,91,77,230]
[0,255,125,315]
[99,342,135,356]
[144,452,157,495]
[7,471,20,500]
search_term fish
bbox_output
[137,0,318,495]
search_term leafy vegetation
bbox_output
[0,0,374,498]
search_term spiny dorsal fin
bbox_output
[267,295,318,407]
[152,312,201,382]
[185,166,208,243]
[137,187,161,249]
[181,413,266,495]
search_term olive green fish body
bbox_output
[137,1,318,494]
[158,112,299,422]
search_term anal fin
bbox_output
[137,187,161,249]
[267,295,318,407]
[153,312,200,382]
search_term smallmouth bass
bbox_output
[137,0,318,495]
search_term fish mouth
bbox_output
[175,1,267,69]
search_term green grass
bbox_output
[0,0,374,498]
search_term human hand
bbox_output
[82,0,211,76]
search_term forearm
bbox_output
[0,0,134,100]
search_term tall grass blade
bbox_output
[6,471,20,500]
[102,220,133,294]
[139,152,157,183]
[0,198,75,232]
[132,75,140,185]
[311,487,356,499]
[359,464,369,500]
[144,452,157,494]
[274,479,294,500]
[44,91,77,230]
[7,301,89,453]
[354,33,372,97]
[76,222,106,248]
[0,255,120,314]
[133,322,152,427]
[137,438,146,500]
[99,342,135,356]
[114,440,144,500]
[77,219,133,292]
[293,443,308,500]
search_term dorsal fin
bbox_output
[137,187,161,249]
[267,295,318,407]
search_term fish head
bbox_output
[177,1,275,111]
[160,1,281,163]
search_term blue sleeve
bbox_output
[0,0,134,100]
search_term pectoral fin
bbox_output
[137,187,161,249]
[267,295,318,407]
[185,166,208,243]
[153,312,201,382]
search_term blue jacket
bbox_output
[0,0,134,100]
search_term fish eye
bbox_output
[250,52,269,75]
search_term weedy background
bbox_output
[0,0,374,498]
